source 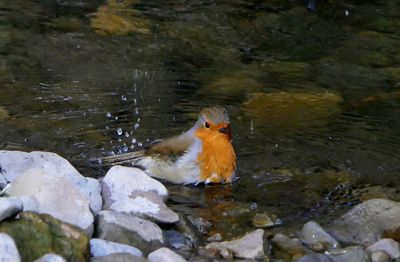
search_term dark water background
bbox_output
[1,0,400,237]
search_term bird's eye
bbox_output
[205,122,210,128]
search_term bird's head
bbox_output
[193,106,232,141]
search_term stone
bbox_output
[0,197,23,221]
[251,213,275,228]
[0,233,21,262]
[95,210,163,255]
[91,253,148,262]
[148,247,187,262]
[6,169,94,235]
[0,212,89,262]
[33,253,66,262]
[300,221,340,251]
[205,229,265,260]
[370,250,390,262]
[271,233,311,261]
[325,246,369,262]
[102,166,168,203]
[90,238,142,257]
[366,238,400,259]
[0,150,102,214]
[107,191,178,224]
[327,199,400,245]
[163,230,190,250]
[297,253,334,262]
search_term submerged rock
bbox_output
[0,150,102,214]
[33,253,66,262]
[205,229,265,260]
[251,212,276,228]
[6,169,94,235]
[148,247,187,262]
[327,199,400,245]
[325,246,369,262]
[95,210,163,255]
[0,233,21,262]
[90,238,142,257]
[107,191,178,224]
[0,197,23,221]
[0,212,89,262]
[299,221,340,251]
[366,238,400,259]
[271,233,311,261]
[102,166,168,203]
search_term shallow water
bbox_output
[1,0,400,237]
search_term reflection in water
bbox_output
[1,0,400,235]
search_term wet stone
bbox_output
[148,247,187,262]
[0,233,21,262]
[299,221,340,251]
[90,238,142,257]
[95,210,163,255]
[251,212,276,228]
[327,199,400,245]
[325,246,369,262]
[163,230,191,250]
[0,197,23,221]
[271,233,311,261]
[187,215,212,234]
[106,191,178,224]
[206,229,265,260]
[366,238,400,259]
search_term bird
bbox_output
[101,106,237,185]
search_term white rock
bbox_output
[0,197,23,221]
[300,221,340,250]
[371,250,390,262]
[102,166,168,204]
[0,150,102,214]
[33,253,66,262]
[0,233,21,262]
[90,238,142,257]
[7,169,94,235]
[206,229,265,260]
[107,191,178,224]
[148,247,186,262]
[366,238,400,259]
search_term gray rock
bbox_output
[205,229,265,260]
[300,221,340,251]
[272,233,312,260]
[0,197,23,221]
[102,166,168,203]
[107,191,178,224]
[90,238,142,257]
[6,169,94,235]
[95,210,163,255]
[297,253,334,262]
[325,246,369,262]
[187,215,212,234]
[164,230,191,250]
[370,250,390,262]
[33,253,66,262]
[366,238,400,259]
[0,150,102,214]
[91,253,148,262]
[328,199,400,246]
[148,247,187,262]
[0,233,21,262]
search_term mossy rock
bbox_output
[243,91,342,130]
[0,212,89,262]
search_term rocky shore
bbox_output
[1,150,400,262]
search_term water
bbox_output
[1,0,400,237]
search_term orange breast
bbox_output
[195,129,236,183]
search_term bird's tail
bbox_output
[100,150,146,166]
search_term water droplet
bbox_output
[138,142,143,147]
[121,95,127,101]
[134,123,139,129]
[131,138,137,144]
[125,132,129,137]
[123,145,129,152]
[115,116,119,120]
[117,128,123,135]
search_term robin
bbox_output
[102,106,236,185]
